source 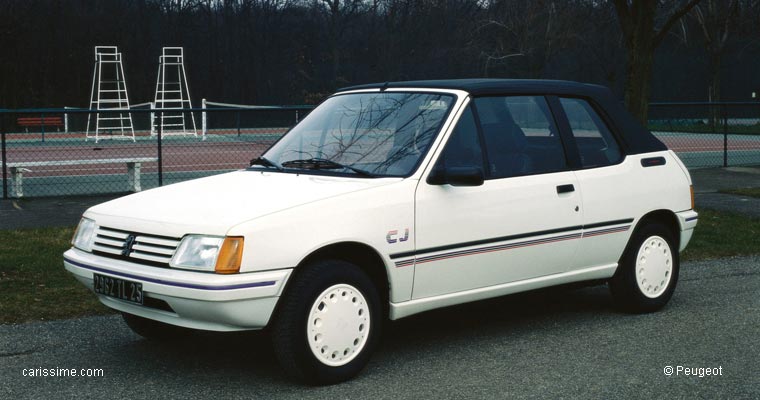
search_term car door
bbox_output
[411,95,583,299]
[551,96,634,271]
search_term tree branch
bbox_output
[692,4,711,46]
[612,0,633,41]
[653,0,703,47]
[719,0,740,48]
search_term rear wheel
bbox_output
[609,222,679,313]
[270,259,381,385]
[121,312,192,340]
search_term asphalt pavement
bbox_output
[0,194,121,230]
[690,166,760,217]
[1,255,758,399]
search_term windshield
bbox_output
[258,92,456,177]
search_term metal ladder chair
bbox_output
[153,47,197,137]
[86,46,136,143]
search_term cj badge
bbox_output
[386,228,409,244]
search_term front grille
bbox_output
[92,226,181,267]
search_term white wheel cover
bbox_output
[307,284,370,367]
[635,235,673,298]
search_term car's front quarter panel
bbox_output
[228,178,418,303]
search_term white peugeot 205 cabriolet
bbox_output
[65,79,698,384]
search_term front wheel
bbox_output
[270,259,381,385]
[609,222,679,313]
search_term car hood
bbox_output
[85,170,401,237]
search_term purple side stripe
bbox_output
[393,225,631,268]
[64,257,277,290]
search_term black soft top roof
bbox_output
[339,79,666,155]
[341,79,602,96]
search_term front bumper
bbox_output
[675,209,699,252]
[64,248,292,331]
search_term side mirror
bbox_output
[427,166,484,187]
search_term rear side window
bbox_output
[559,98,622,168]
[474,96,566,179]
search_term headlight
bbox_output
[72,217,97,252]
[170,235,244,274]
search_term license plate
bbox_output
[93,273,143,305]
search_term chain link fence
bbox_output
[2,102,759,199]
[649,102,760,169]
[0,106,313,199]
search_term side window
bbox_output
[434,104,484,170]
[473,96,566,179]
[559,98,622,168]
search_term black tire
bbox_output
[270,259,382,385]
[121,312,193,341]
[609,222,679,313]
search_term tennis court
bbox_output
[654,131,760,167]
[1,128,283,197]
[2,122,759,199]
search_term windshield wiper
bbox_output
[281,158,376,177]
[250,156,284,172]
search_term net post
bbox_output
[158,119,163,187]
[202,98,207,140]
[150,102,156,136]
[1,113,7,199]
[722,104,728,167]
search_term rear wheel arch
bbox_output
[610,221,679,313]
[632,210,680,249]
[612,209,680,284]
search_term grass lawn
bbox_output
[0,226,110,324]
[718,187,760,199]
[681,208,760,261]
[1,208,759,324]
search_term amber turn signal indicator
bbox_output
[215,236,244,274]
[690,185,695,210]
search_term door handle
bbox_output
[556,184,575,194]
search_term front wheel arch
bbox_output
[269,258,382,384]
[282,241,391,320]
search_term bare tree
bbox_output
[478,0,580,78]
[2,0,760,110]
[612,0,702,123]
[691,0,740,103]
[576,3,625,86]
[318,0,366,85]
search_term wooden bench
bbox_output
[17,117,64,133]
[2,157,158,198]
